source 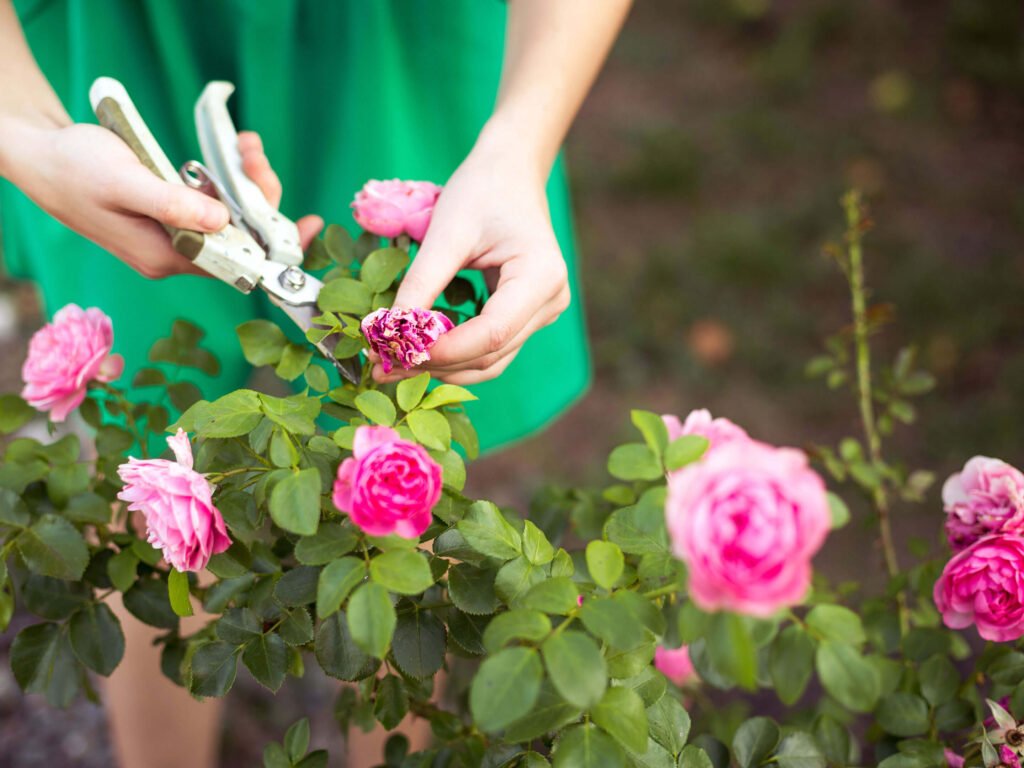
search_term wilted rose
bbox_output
[117,430,231,573]
[351,179,442,242]
[943,456,1024,552]
[333,425,442,539]
[361,307,453,374]
[934,534,1024,642]
[666,439,830,617]
[21,304,124,422]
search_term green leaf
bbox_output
[189,641,239,697]
[304,364,330,392]
[285,718,311,763]
[316,557,365,618]
[482,610,551,654]
[315,611,377,682]
[269,428,299,467]
[522,577,579,615]
[274,565,320,606]
[64,492,111,524]
[295,522,358,565]
[593,686,648,753]
[370,549,434,595]
[522,520,555,566]
[769,625,815,706]
[664,435,709,472]
[354,390,397,426]
[677,746,714,768]
[243,632,288,692]
[815,640,880,712]
[732,717,780,768]
[495,556,546,607]
[457,502,522,560]
[397,372,431,412]
[216,607,262,644]
[16,514,89,580]
[323,223,355,265]
[46,463,90,506]
[317,277,373,315]
[275,343,313,382]
[123,578,179,630]
[10,622,81,707]
[361,247,410,292]
[604,505,669,555]
[774,732,825,768]
[167,568,194,617]
[260,393,320,435]
[0,487,30,526]
[707,613,757,690]
[553,724,624,768]
[448,564,499,615]
[608,443,663,481]
[580,597,647,650]
[20,575,89,620]
[805,605,865,646]
[420,384,477,410]
[542,630,607,709]
[269,468,321,536]
[392,609,447,679]
[632,410,670,460]
[374,673,409,729]
[0,394,35,434]
[469,646,543,732]
[647,694,691,756]
[919,654,959,707]
[347,582,396,658]
[876,692,930,737]
[407,408,451,450]
[826,492,850,529]
[192,390,263,437]
[69,603,124,676]
[505,681,583,743]
[586,541,625,590]
[236,320,288,366]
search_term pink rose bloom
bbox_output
[934,534,1024,642]
[20,304,124,422]
[333,426,442,539]
[943,749,964,768]
[666,440,830,617]
[351,179,442,242]
[361,307,454,374]
[117,430,231,573]
[662,409,749,456]
[1001,746,1021,768]
[654,645,697,686]
[943,456,1024,552]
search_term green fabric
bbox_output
[2,0,590,453]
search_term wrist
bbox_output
[472,113,557,187]
[0,107,69,182]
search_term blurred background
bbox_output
[1,1,1022,765]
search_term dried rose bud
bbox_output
[361,307,453,374]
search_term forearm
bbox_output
[0,0,71,179]
[479,0,632,180]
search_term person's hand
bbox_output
[4,118,321,278]
[373,132,571,386]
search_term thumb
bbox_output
[392,221,470,310]
[115,167,230,232]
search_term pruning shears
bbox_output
[89,77,361,385]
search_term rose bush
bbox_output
[0,190,1021,768]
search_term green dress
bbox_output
[2,0,590,453]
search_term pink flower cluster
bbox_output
[351,179,442,243]
[654,645,697,686]
[934,456,1024,642]
[117,430,231,573]
[664,410,831,617]
[333,426,442,539]
[361,307,453,374]
[21,304,124,422]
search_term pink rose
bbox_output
[934,534,1024,642]
[662,409,749,456]
[117,430,231,573]
[361,307,453,374]
[654,645,697,686]
[1001,746,1021,768]
[20,304,124,422]
[943,456,1024,552]
[666,440,830,617]
[351,179,442,242]
[333,426,442,539]
[944,749,964,768]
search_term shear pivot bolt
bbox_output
[280,266,306,291]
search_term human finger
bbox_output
[238,131,282,208]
